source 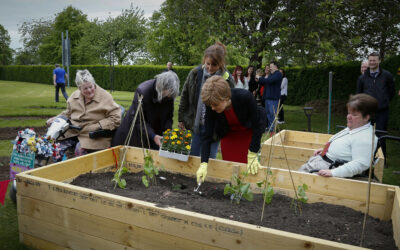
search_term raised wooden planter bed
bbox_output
[16,146,399,249]
[260,130,385,182]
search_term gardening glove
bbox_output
[196,162,208,184]
[247,150,261,175]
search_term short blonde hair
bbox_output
[201,75,231,106]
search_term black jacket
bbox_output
[111,79,174,149]
[259,71,283,100]
[201,88,267,163]
[178,65,235,131]
[356,67,395,110]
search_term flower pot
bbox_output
[159,149,189,162]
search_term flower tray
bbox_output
[159,149,189,162]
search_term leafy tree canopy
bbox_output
[0,24,13,65]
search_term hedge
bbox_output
[0,65,194,92]
[0,57,399,128]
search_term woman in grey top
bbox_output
[278,69,288,124]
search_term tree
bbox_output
[76,5,148,65]
[218,0,280,68]
[17,18,53,64]
[349,0,400,60]
[74,20,107,65]
[38,6,88,64]
[147,0,217,65]
[0,24,13,65]
[105,5,148,64]
[266,0,356,66]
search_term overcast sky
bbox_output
[0,0,164,49]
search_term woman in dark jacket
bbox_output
[178,42,235,159]
[196,75,267,183]
[111,71,180,149]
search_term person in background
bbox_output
[360,60,369,75]
[53,64,69,102]
[258,66,270,107]
[178,42,235,159]
[232,65,248,89]
[112,71,180,150]
[298,94,378,178]
[196,76,266,183]
[357,52,395,133]
[356,52,395,158]
[245,65,257,95]
[278,69,288,124]
[264,65,271,78]
[255,69,265,104]
[47,69,121,158]
[256,61,282,134]
[163,61,175,72]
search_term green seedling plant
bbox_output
[256,168,275,204]
[142,150,159,187]
[112,164,129,189]
[291,183,309,214]
[224,171,254,204]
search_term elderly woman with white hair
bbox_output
[111,71,180,149]
[46,69,121,158]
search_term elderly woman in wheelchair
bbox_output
[46,69,121,160]
[298,94,378,178]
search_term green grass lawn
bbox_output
[0,80,399,248]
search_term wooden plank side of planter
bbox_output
[392,187,400,248]
[22,146,121,181]
[20,233,68,250]
[18,195,223,250]
[16,174,366,250]
[260,145,314,168]
[18,214,138,250]
[283,130,332,145]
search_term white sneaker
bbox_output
[277,121,285,124]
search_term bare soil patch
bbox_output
[71,171,396,249]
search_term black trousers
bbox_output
[55,83,69,102]
[372,108,389,158]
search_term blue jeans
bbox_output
[55,83,69,102]
[190,125,219,159]
[265,99,279,132]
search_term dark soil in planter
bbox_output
[71,171,396,249]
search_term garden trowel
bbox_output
[194,182,204,196]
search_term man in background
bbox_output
[257,61,282,135]
[357,52,395,132]
[356,52,395,157]
[163,61,175,72]
[53,64,69,102]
